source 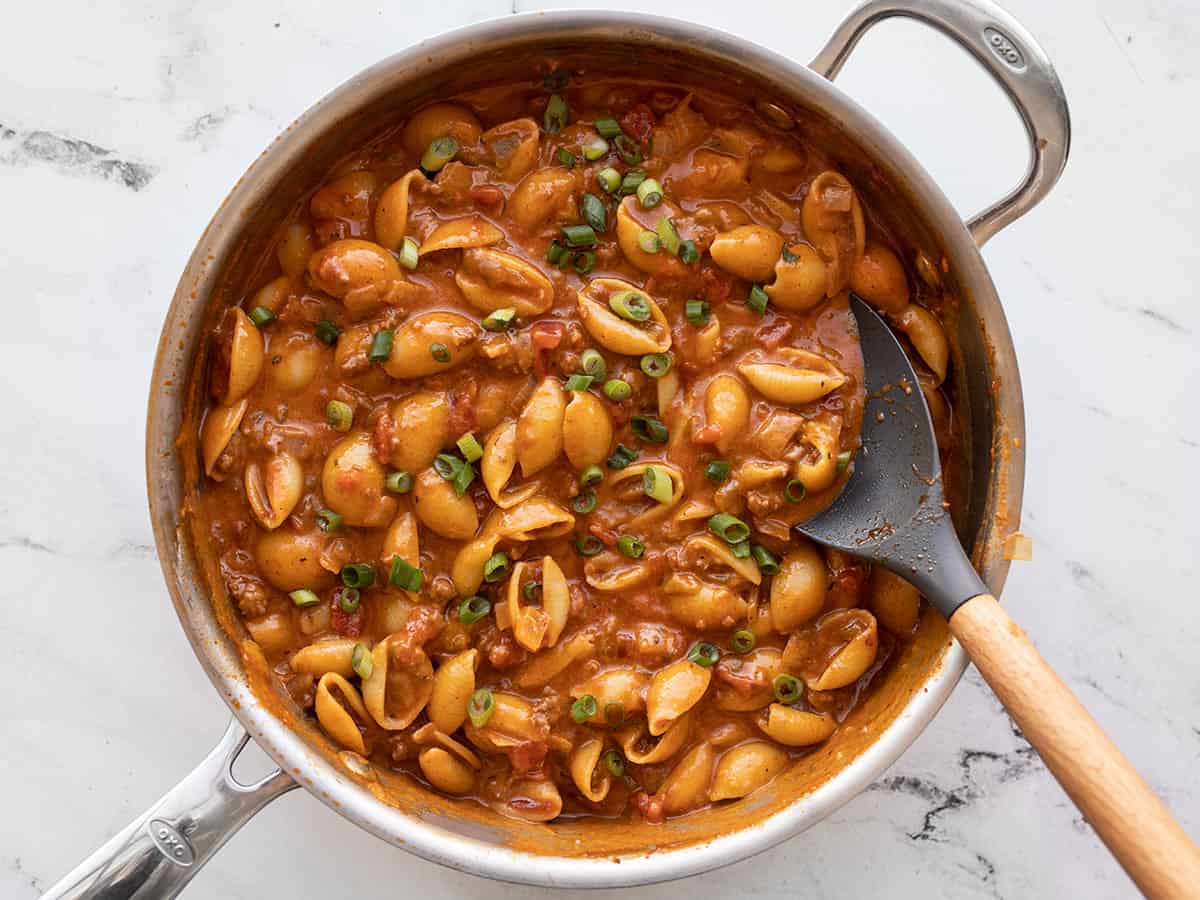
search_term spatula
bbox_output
[795,296,1200,898]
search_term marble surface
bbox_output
[2,0,1197,897]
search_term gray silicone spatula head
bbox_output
[794,296,985,617]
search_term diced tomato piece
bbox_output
[331,601,364,638]
[619,103,656,143]
[469,184,504,207]
[530,320,565,378]
[756,316,794,349]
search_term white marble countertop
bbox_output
[2,0,1197,897]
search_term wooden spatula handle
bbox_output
[950,593,1200,898]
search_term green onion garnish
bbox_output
[580,464,604,487]
[571,250,596,274]
[340,563,375,589]
[604,701,626,727]
[421,136,458,173]
[385,470,413,494]
[679,240,700,265]
[289,589,320,608]
[583,136,609,161]
[608,290,651,322]
[430,342,451,363]
[636,178,663,209]
[602,749,625,777]
[781,245,800,262]
[572,490,597,514]
[434,453,463,481]
[336,587,361,613]
[606,443,638,469]
[557,147,577,168]
[708,512,750,544]
[631,414,669,443]
[785,479,807,502]
[637,230,661,254]
[603,378,632,402]
[639,353,672,379]
[522,580,541,602]
[351,642,373,679]
[481,307,516,332]
[751,544,780,575]
[730,540,751,559]
[368,329,394,363]
[836,450,854,472]
[616,535,644,559]
[619,170,646,196]
[543,69,568,90]
[561,223,597,248]
[687,641,720,668]
[249,306,275,328]
[596,167,621,194]
[642,466,674,504]
[575,534,605,556]
[581,349,607,379]
[388,556,423,592]
[457,433,484,463]
[315,320,341,346]
[547,240,568,266]
[398,237,419,270]
[748,284,770,315]
[458,595,491,625]
[564,374,594,391]
[325,400,353,432]
[731,629,756,654]
[468,688,495,727]
[594,117,622,139]
[571,694,598,723]
[582,192,607,233]
[773,673,802,704]
[704,460,730,482]
[685,299,710,325]
[483,552,510,583]
[543,93,569,134]
[316,508,343,532]
[613,134,643,164]
[655,217,681,255]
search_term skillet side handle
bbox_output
[810,0,1071,247]
[950,595,1200,899]
[41,718,297,900]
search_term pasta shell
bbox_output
[499,779,562,822]
[662,572,749,630]
[759,704,837,746]
[771,540,828,632]
[849,241,909,314]
[307,239,402,318]
[708,740,789,801]
[200,398,247,476]
[515,632,595,688]
[321,432,397,528]
[373,169,422,252]
[380,510,420,580]
[703,374,750,454]
[383,312,479,379]
[656,367,681,418]
[806,609,879,691]
[713,648,782,712]
[451,532,501,597]
[420,215,504,254]
[793,413,843,494]
[693,315,721,366]
[456,248,554,317]
[493,497,576,542]
[801,170,865,295]
[290,638,357,678]
[681,533,761,585]
[615,195,687,277]
[607,462,685,529]
[562,391,614,469]
[506,560,551,652]
[419,747,476,795]
[766,242,827,311]
[576,278,671,355]
[413,468,479,540]
[429,649,478,733]
[244,612,295,653]
[245,452,303,530]
[402,103,482,157]
[659,741,715,816]
[412,722,482,769]
[311,171,378,222]
[464,692,545,753]
[509,167,578,232]
[649,93,708,157]
[738,348,847,405]
[481,117,540,181]
[314,673,370,754]
[572,667,650,724]
[569,739,612,804]
[362,634,434,730]
[618,713,691,765]
[541,556,570,646]
[213,308,264,406]
[481,420,541,509]
[516,378,566,476]
[895,304,949,385]
[386,391,450,472]
[584,555,654,592]
[646,659,711,736]
[265,329,323,395]
[277,222,314,279]
[871,567,921,634]
[255,529,334,593]
[709,224,784,283]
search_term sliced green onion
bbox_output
[580,464,604,487]
[388,556,423,592]
[575,534,605,556]
[340,563,375,589]
[639,353,672,379]
[249,306,275,328]
[351,642,373,679]
[315,320,341,345]
[602,749,625,777]
[748,284,770,315]
[325,400,353,432]
[581,349,607,379]
[704,459,730,483]
[421,136,458,173]
[613,134,643,164]
[785,479,807,502]
[481,307,516,332]
[752,544,780,576]
[637,230,661,254]
[368,329,394,363]
[398,237,419,270]
[571,693,598,723]
[774,673,802,704]
[685,299,711,326]
[289,589,320,608]
[608,290,651,321]
[583,136,609,161]
[561,223,597,248]
[642,466,674,504]
[781,245,800,263]
[543,69,569,90]
[731,629,756,654]
[687,641,720,668]
[572,490,598,514]
[655,217,681,255]
[543,93,569,134]
[631,414,669,443]
[594,116,623,139]
[636,178,663,209]
[434,453,464,482]
[582,192,607,233]
[836,450,854,472]
[453,433,481,463]
[730,540,751,559]
[547,240,569,266]
[603,378,633,402]
[430,342,451,363]
[452,463,475,496]
[564,374,594,391]
[522,580,541,602]
[708,512,750,544]
[483,552,510,583]
[468,688,495,727]
[459,595,491,625]
[316,508,343,532]
[336,587,361,613]
[596,167,621,194]
[679,239,700,265]
[385,470,413,494]
[616,535,644,559]
[606,443,638,469]
[557,147,577,168]
[619,170,646,196]
[604,701,626,727]
[571,250,596,274]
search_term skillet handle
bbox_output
[809,0,1071,246]
[40,718,297,900]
